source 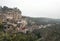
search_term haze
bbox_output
[0,0,60,19]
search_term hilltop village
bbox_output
[0,6,60,41]
[0,6,55,33]
[0,6,26,33]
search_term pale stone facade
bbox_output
[0,7,28,33]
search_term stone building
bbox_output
[0,6,27,33]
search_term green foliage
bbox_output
[32,29,41,38]
[0,24,3,31]
[0,24,38,41]
[38,24,60,41]
[2,6,8,11]
[0,32,38,41]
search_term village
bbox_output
[0,6,56,34]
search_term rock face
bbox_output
[0,6,22,21]
[0,6,27,33]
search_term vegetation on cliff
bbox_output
[0,6,60,41]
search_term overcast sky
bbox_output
[0,0,60,19]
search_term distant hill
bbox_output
[23,16,60,25]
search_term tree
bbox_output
[2,6,8,12]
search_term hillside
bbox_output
[24,16,60,25]
[0,6,60,41]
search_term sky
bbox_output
[0,0,60,19]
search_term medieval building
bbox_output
[0,6,27,33]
